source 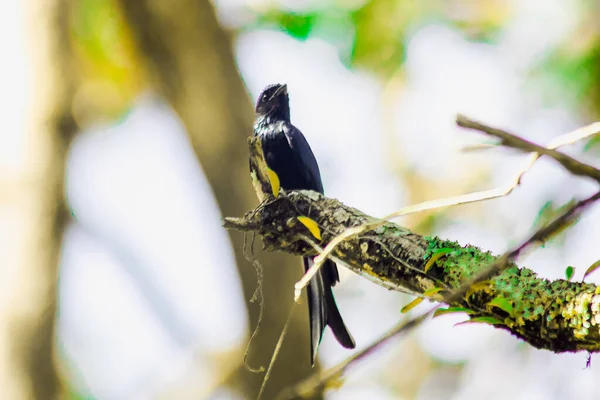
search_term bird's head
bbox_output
[255,83,290,121]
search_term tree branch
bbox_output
[271,187,600,399]
[226,136,600,355]
[227,115,600,398]
[456,114,600,182]
[225,187,600,352]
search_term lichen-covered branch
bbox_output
[229,119,600,399]
[225,189,600,353]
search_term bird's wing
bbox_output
[282,122,340,283]
[282,122,324,194]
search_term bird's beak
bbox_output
[274,84,288,97]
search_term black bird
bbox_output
[252,83,355,365]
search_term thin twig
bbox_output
[293,224,380,301]
[258,303,298,400]
[456,114,600,183]
[298,234,421,296]
[242,233,266,373]
[277,310,433,400]
[546,121,600,148]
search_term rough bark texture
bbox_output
[225,138,600,354]
[117,1,318,398]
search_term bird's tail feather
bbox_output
[303,257,355,366]
[324,285,355,349]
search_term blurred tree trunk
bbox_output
[117,0,318,398]
[0,1,75,399]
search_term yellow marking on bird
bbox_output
[266,167,280,197]
[297,216,322,240]
[250,169,266,202]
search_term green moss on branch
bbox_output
[224,191,600,353]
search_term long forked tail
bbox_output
[303,257,355,365]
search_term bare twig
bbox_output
[293,224,380,301]
[546,121,600,148]
[298,234,421,295]
[242,233,266,374]
[456,114,600,183]
[277,310,432,400]
[258,303,298,400]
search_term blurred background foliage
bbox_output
[69,0,145,124]
[68,0,600,129]
[4,0,599,399]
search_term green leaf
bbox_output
[565,266,575,281]
[489,296,514,316]
[583,260,600,281]
[349,0,414,76]
[532,199,580,247]
[323,369,346,390]
[534,200,554,226]
[422,287,444,297]
[433,307,474,318]
[424,248,453,273]
[584,134,600,154]
[455,316,504,326]
[532,44,600,113]
[297,216,322,241]
[401,297,423,313]
[465,280,492,299]
[254,11,317,40]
